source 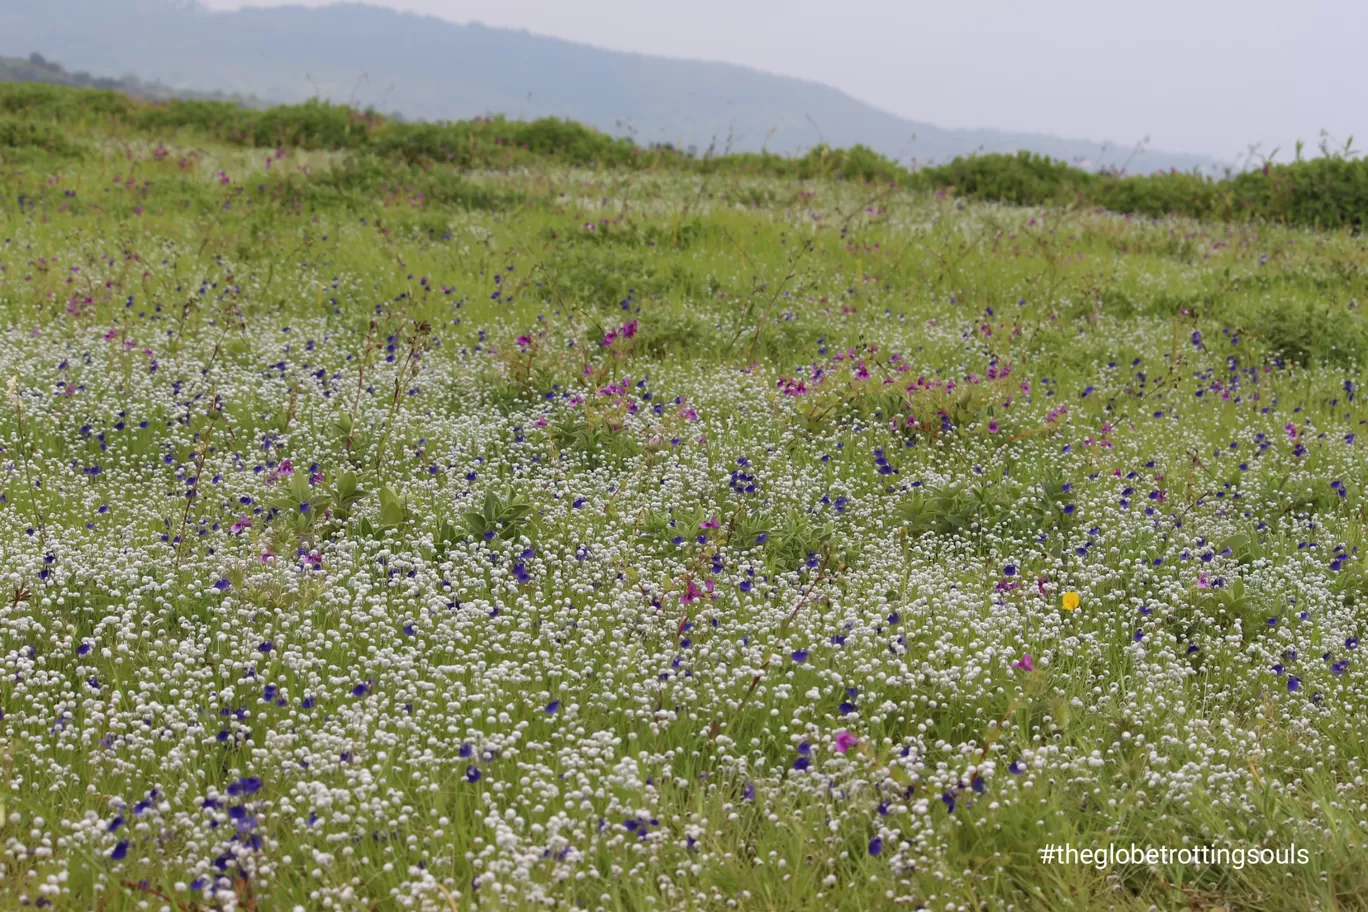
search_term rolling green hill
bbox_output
[0,0,1223,174]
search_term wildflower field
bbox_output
[3,90,1368,911]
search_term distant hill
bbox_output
[0,0,1226,174]
[0,52,268,107]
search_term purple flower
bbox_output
[110,840,129,861]
[791,649,809,664]
[868,837,883,856]
[545,700,560,714]
[466,765,482,783]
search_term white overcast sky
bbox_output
[199,0,1365,160]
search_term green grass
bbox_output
[0,90,1367,911]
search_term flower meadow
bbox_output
[3,102,1368,911]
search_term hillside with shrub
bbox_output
[2,82,1365,231]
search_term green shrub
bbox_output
[3,82,1366,232]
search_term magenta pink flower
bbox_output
[1012,654,1035,672]
[833,730,859,753]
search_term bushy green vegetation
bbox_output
[1,85,1368,911]
[4,83,1366,230]
[0,53,267,107]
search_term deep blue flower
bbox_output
[111,840,129,861]
[466,765,482,783]
[868,837,883,856]
[545,700,560,714]
[791,649,808,664]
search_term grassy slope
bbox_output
[0,89,1366,910]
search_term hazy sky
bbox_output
[199,0,1365,161]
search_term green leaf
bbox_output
[380,485,407,528]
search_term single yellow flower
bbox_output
[1061,591,1080,612]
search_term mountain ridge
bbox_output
[0,0,1228,173]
